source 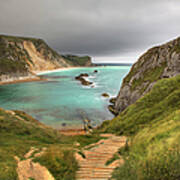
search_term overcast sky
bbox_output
[0,0,180,63]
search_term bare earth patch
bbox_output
[15,147,54,180]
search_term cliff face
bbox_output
[0,35,92,82]
[115,36,180,114]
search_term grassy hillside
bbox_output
[62,54,92,66]
[0,35,93,81]
[114,37,180,113]
[0,35,30,75]
[98,75,180,180]
[0,108,102,180]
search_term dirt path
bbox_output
[60,128,86,136]
[15,147,55,180]
[75,134,126,180]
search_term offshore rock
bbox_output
[101,93,110,98]
[75,73,93,86]
[108,97,117,115]
[0,35,93,83]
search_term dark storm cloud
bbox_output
[0,0,180,62]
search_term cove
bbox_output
[0,66,131,129]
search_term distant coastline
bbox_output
[0,65,131,85]
[93,63,133,66]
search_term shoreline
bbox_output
[0,76,47,86]
[0,66,89,86]
[36,66,92,75]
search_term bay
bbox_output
[0,66,131,128]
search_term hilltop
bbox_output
[0,35,93,83]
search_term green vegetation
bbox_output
[98,75,180,180]
[122,47,159,86]
[0,34,41,42]
[111,110,180,180]
[100,75,180,135]
[62,55,91,66]
[123,56,167,93]
[0,35,59,59]
[34,147,78,180]
[122,37,180,95]
[0,35,92,78]
[0,35,31,75]
[131,61,167,92]
[105,153,120,166]
[0,108,102,180]
[0,59,27,75]
[170,37,180,54]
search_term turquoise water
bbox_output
[0,66,130,128]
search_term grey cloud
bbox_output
[0,0,180,62]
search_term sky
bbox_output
[0,0,180,63]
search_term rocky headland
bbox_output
[113,36,180,114]
[98,36,180,180]
[0,35,93,84]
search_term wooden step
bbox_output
[76,134,126,180]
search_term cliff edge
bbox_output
[0,35,92,83]
[114,36,180,114]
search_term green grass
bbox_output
[0,34,92,76]
[131,61,167,92]
[122,46,159,86]
[0,108,102,180]
[62,55,91,66]
[122,37,180,94]
[34,146,79,180]
[0,35,31,75]
[0,59,27,74]
[105,153,120,166]
[97,75,180,180]
[111,110,180,180]
[100,75,180,136]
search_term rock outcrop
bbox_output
[101,93,110,98]
[75,73,93,86]
[0,35,93,83]
[115,36,180,114]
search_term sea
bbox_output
[0,66,131,129]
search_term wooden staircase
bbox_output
[76,134,126,180]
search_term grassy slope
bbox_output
[0,108,102,180]
[122,37,180,94]
[0,35,92,77]
[98,75,180,180]
[0,36,29,75]
[62,55,91,66]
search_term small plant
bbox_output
[105,153,120,166]
[28,178,35,180]
[77,151,86,159]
